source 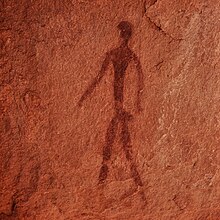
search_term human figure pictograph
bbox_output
[78,21,144,191]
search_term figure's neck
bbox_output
[120,39,129,47]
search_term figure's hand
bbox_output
[77,102,82,108]
[116,107,133,120]
[136,102,143,114]
[136,91,143,114]
[77,98,84,108]
[77,91,88,108]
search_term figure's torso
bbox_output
[109,46,133,106]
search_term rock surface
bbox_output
[1,0,220,219]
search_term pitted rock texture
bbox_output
[1,0,220,219]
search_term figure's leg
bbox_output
[98,116,118,184]
[121,117,143,187]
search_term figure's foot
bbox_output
[98,164,108,184]
[139,189,147,208]
[131,164,143,187]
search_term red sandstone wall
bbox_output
[1,0,220,219]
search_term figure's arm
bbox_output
[133,53,144,112]
[78,53,111,107]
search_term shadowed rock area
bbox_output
[1,0,220,219]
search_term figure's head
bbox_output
[117,21,132,42]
